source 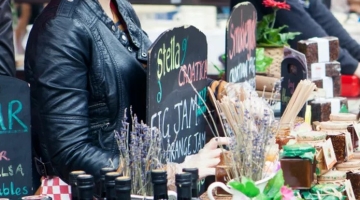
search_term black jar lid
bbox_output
[69,170,86,184]
[182,168,199,181]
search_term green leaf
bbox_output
[255,48,273,72]
[263,170,285,198]
[253,193,271,200]
[228,177,260,198]
[273,190,282,200]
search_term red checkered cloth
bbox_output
[40,176,71,200]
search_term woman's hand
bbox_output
[180,137,230,179]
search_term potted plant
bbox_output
[256,0,301,77]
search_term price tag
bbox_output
[345,179,356,200]
[322,139,337,169]
[345,132,354,160]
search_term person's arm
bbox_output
[24,16,119,182]
[276,0,359,75]
[0,0,15,77]
[306,0,360,62]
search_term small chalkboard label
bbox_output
[147,25,208,163]
[0,75,32,199]
[225,2,257,88]
[281,55,307,117]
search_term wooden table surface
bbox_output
[200,192,232,200]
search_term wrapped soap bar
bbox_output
[280,144,316,189]
[315,145,329,176]
[330,113,356,122]
[332,76,341,97]
[312,78,323,88]
[347,171,360,199]
[326,132,346,163]
[297,36,339,64]
[336,160,360,171]
[319,121,349,131]
[318,170,346,184]
[348,125,359,149]
[297,131,327,146]
[308,61,341,79]
[309,100,331,122]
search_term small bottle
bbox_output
[115,176,131,200]
[175,172,192,200]
[77,174,95,200]
[69,170,86,200]
[99,167,116,199]
[151,169,168,200]
[105,172,121,200]
[182,168,199,199]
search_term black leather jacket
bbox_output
[0,0,15,77]
[25,0,152,183]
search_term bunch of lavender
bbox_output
[216,82,279,182]
[114,108,174,196]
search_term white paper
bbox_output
[327,98,341,114]
[323,77,334,98]
[309,37,330,62]
[311,63,326,79]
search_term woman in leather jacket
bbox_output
[24,0,228,190]
[0,0,15,77]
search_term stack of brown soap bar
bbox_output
[298,37,341,97]
[309,100,331,122]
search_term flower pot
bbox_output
[206,173,276,200]
[131,191,177,200]
[263,47,284,78]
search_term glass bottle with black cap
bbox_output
[77,174,95,200]
[115,176,131,200]
[105,172,121,200]
[182,168,199,199]
[175,172,192,200]
[151,169,168,200]
[98,167,116,199]
[69,170,86,200]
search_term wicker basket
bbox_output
[264,47,284,78]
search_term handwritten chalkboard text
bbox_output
[0,100,28,134]
[0,182,28,197]
[157,36,181,80]
[178,61,207,87]
[0,151,10,161]
[228,57,255,85]
[228,13,257,60]
[168,131,206,162]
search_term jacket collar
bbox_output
[84,0,141,48]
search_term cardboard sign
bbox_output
[147,24,208,172]
[0,76,32,199]
[280,48,307,117]
[225,2,257,88]
[345,179,356,200]
[322,139,337,170]
[345,132,354,160]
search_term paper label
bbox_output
[309,37,330,62]
[311,63,326,79]
[345,132,354,160]
[327,98,340,114]
[323,77,334,98]
[353,123,360,144]
[322,138,337,169]
[345,179,356,200]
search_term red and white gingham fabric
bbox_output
[40,176,71,200]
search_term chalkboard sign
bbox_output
[225,2,257,88]
[147,25,208,192]
[0,76,32,199]
[280,51,307,117]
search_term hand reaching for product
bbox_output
[180,137,230,179]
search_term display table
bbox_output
[200,192,231,200]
